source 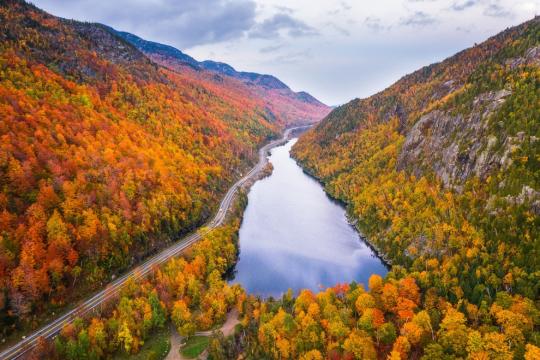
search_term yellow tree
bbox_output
[171,299,195,336]
[343,330,377,360]
[525,344,540,360]
[118,321,134,354]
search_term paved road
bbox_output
[0,126,308,360]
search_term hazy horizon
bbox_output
[31,0,540,105]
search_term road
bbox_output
[0,126,308,360]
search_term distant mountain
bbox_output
[110,28,199,68]
[295,91,325,105]
[200,59,290,90]
[111,29,330,125]
[111,29,292,91]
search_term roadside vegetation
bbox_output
[181,336,209,359]
[24,193,248,359]
[114,327,170,360]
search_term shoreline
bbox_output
[291,155,394,269]
[0,126,302,359]
[229,134,392,299]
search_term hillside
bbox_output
[110,29,331,126]
[5,9,539,360]
[0,0,324,336]
[286,17,540,358]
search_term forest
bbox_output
[25,17,540,360]
[1,0,539,359]
[289,15,540,359]
[26,193,248,360]
[0,0,283,335]
[27,194,540,360]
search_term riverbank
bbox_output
[292,155,393,268]
[0,126,301,360]
[231,138,388,296]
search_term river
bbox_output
[230,137,388,297]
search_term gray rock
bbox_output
[505,45,540,69]
[505,186,540,215]
[397,88,514,188]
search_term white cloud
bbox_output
[249,13,319,39]
[400,11,439,26]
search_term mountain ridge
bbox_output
[294,15,539,300]
[108,27,330,125]
[312,17,539,144]
[110,27,200,68]
[109,27,324,101]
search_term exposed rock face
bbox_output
[505,45,540,69]
[72,23,147,65]
[396,44,539,211]
[508,186,540,215]
[397,89,513,187]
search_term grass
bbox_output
[181,335,210,359]
[114,327,171,360]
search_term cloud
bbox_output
[400,11,438,27]
[326,22,351,36]
[483,2,513,18]
[33,0,257,49]
[448,0,513,17]
[260,44,285,53]
[364,17,390,32]
[456,25,475,33]
[271,49,312,64]
[450,0,479,11]
[329,1,352,16]
[340,1,352,11]
[274,6,294,14]
[249,13,319,39]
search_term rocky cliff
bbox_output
[398,45,539,190]
[292,17,539,302]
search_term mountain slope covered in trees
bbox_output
[45,17,540,360]
[284,16,540,359]
[294,17,539,298]
[111,29,331,126]
[0,0,328,336]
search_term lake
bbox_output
[230,137,388,297]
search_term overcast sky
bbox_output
[31,0,539,105]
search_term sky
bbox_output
[31,0,539,105]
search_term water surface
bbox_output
[231,138,387,297]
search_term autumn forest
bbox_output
[0,0,539,359]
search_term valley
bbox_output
[0,0,538,359]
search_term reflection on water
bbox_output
[231,138,388,297]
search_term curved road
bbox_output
[0,126,308,360]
